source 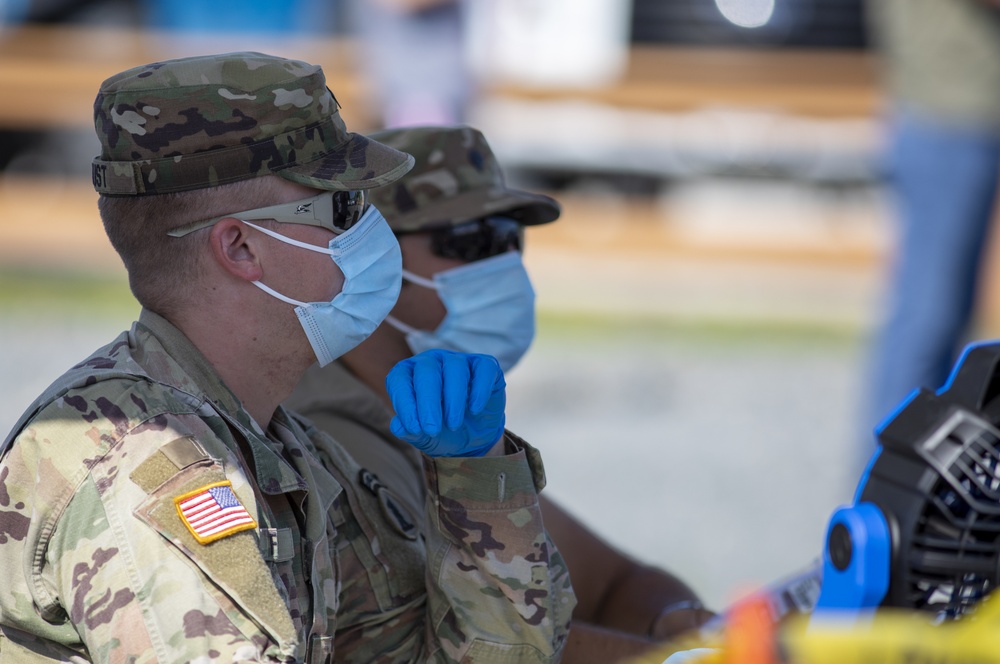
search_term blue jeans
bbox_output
[864,110,1000,463]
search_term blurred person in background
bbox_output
[285,125,715,664]
[353,0,471,126]
[863,0,1000,466]
[142,0,471,126]
[0,53,576,662]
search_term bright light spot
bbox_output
[714,0,775,28]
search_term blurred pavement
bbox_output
[505,331,861,612]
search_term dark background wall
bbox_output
[631,0,868,48]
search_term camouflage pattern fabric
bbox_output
[289,361,427,514]
[0,310,574,662]
[91,52,414,196]
[366,125,561,232]
[288,361,577,663]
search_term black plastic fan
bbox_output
[857,342,1000,618]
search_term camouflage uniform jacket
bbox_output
[0,311,574,663]
[287,361,576,662]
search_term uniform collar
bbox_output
[134,308,310,493]
[135,308,247,421]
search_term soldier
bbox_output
[0,53,574,662]
[285,125,714,663]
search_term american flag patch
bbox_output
[174,481,257,544]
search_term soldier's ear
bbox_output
[208,218,263,283]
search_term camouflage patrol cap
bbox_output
[366,125,560,232]
[91,52,414,196]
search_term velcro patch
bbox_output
[174,480,257,544]
[359,468,418,541]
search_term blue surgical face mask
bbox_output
[384,251,535,372]
[246,205,402,367]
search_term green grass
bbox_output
[537,309,866,350]
[0,268,137,318]
[0,268,866,349]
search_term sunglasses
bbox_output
[167,190,368,237]
[416,216,524,262]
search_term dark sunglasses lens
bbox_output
[431,217,523,261]
[331,190,367,231]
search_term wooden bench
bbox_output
[490,45,881,118]
[0,24,879,133]
[0,24,377,130]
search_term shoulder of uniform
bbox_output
[8,375,208,479]
[43,375,201,430]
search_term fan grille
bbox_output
[909,425,1000,617]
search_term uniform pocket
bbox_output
[132,461,299,657]
[327,465,427,610]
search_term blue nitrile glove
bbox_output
[386,349,506,457]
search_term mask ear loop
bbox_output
[243,220,330,308]
[252,280,309,308]
[243,220,337,255]
[384,270,441,335]
[400,269,438,290]
[384,315,421,335]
